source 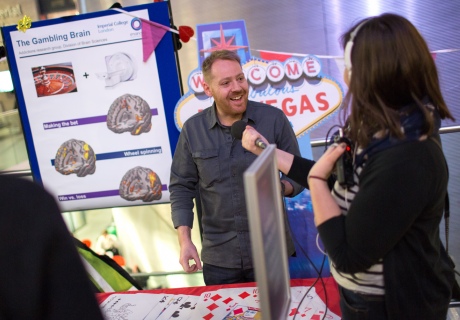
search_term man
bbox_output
[170,50,304,285]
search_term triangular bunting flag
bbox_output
[111,8,196,62]
[141,18,168,62]
[258,50,293,62]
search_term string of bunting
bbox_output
[111,8,195,62]
[252,48,460,79]
[10,12,196,64]
[6,14,460,66]
[253,48,460,60]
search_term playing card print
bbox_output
[99,285,340,319]
[167,298,199,319]
[287,287,341,320]
[100,293,170,320]
[195,287,260,319]
[155,295,199,319]
[222,305,262,319]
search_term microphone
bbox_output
[230,120,246,140]
[255,139,267,149]
[231,120,267,149]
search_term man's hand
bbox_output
[177,226,202,273]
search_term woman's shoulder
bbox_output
[376,137,442,158]
[363,138,446,175]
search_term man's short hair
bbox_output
[202,50,241,83]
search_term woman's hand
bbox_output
[241,126,269,155]
[309,143,347,226]
[309,143,347,180]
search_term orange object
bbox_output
[82,239,91,248]
[113,255,125,267]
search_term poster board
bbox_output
[1,2,181,212]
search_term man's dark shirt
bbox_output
[170,100,304,269]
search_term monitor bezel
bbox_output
[244,144,291,319]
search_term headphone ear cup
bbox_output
[343,19,368,82]
[344,40,354,74]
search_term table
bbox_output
[97,276,341,319]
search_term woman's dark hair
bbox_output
[340,13,454,147]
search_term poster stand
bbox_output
[1,2,182,212]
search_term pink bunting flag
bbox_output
[141,18,168,62]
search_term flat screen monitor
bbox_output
[244,144,291,320]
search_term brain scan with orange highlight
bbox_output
[107,94,152,135]
[119,166,162,202]
[54,139,96,177]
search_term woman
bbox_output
[242,13,456,320]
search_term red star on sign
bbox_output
[200,24,248,53]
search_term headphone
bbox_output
[344,20,369,79]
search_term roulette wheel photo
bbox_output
[33,63,77,97]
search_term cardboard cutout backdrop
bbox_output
[174,20,344,279]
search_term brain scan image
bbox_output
[119,166,162,202]
[55,139,96,177]
[107,94,152,135]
